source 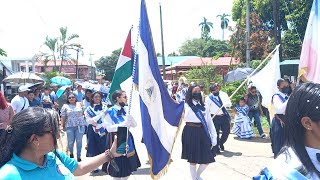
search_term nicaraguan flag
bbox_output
[133,0,184,177]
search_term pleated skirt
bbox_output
[232,115,254,139]
[271,117,284,157]
[104,132,141,177]
[181,125,215,164]
[86,124,107,157]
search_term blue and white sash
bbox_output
[235,105,248,116]
[190,104,212,145]
[253,167,308,180]
[208,94,231,120]
[107,107,135,154]
[86,106,107,136]
[272,94,287,103]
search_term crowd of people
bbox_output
[0,79,319,179]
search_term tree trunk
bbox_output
[59,48,65,73]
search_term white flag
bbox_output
[250,48,281,108]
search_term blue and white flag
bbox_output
[133,0,184,177]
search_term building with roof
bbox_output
[20,60,95,80]
[161,56,240,80]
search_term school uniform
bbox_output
[254,146,320,179]
[271,91,288,158]
[205,91,231,152]
[105,105,141,177]
[84,103,108,170]
[182,101,217,164]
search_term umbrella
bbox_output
[25,82,44,89]
[50,76,72,86]
[224,67,254,83]
[56,85,71,98]
[3,72,44,84]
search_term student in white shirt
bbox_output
[205,84,232,154]
[11,86,30,113]
[182,85,217,180]
[255,82,320,179]
[270,79,290,158]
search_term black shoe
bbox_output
[215,150,221,155]
[77,158,81,162]
[70,154,74,158]
[220,144,225,151]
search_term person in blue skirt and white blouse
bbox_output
[182,85,217,180]
[105,90,141,180]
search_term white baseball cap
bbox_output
[18,86,31,92]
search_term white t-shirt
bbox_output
[11,95,29,113]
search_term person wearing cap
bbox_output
[11,86,30,113]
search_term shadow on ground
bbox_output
[220,150,242,157]
[132,167,150,175]
[233,136,271,143]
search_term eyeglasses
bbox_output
[121,96,127,99]
[68,96,76,99]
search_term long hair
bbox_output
[90,91,102,107]
[0,92,8,110]
[0,107,60,167]
[282,82,320,176]
[186,85,205,109]
[85,89,93,102]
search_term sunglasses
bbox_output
[121,96,127,99]
[68,96,76,99]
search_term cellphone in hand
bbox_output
[116,127,128,155]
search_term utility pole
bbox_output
[246,0,251,67]
[76,49,79,79]
[89,53,94,80]
[273,0,282,61]
[159,3,166,80]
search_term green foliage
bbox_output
[185,65,222,94]
[42,71,68,86]
[222,81,247,107]
[179,38,231,57]
[199,17,213,40]
[95,48,122,81]
[282,30,302,58]
[0,48,7,57]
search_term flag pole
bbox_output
[128,25,139,115]
[211,44,280,120]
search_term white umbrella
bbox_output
[3,72,44,84]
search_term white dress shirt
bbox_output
[11,95,29,113]
[272,91,288,115]
[205,91,232,115]
[105,105,137,132]
[183,100,217,146]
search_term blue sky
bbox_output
[0,0,235,63]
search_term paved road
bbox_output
[60,122,273,180]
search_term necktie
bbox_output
[117,107,126,116]
[316,153,320,162]
[285,96,289,100]
[196,104,205,111]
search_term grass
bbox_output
[252,116,271,136]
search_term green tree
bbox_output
[43,36,58,71]
[0,48,7,57]
[168,52,178,56]
[217,13,230,40]
[58,27,80,73]
[95,48,122,81]
[199,17,213,40]
[179,38,231,57]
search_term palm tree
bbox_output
[217,13,230,40]
[0,48,7,57]
[199,17,213,40]
[44,36,58,71]
[58,27,80,73]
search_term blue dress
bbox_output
[231,105,253,139]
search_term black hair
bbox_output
[239,97,246,102]
[112,90,125,103]
[281,82,320,177]
[85,89,93,102]
[28,91,35,95]
[90,91,102,107]
[186,85,205,109]
[66,92,76,104]
[209,85,219,92]
[277,79,286,87]
[0,107,60,167]
[250,86,257,90]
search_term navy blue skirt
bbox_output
[86,124,107,157]
[270,117,284,158]
[104,132,141,177]
[181,125,215,164]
